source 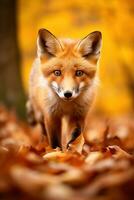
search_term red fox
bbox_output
[27,28,102,150]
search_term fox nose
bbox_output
[64,91,72,98]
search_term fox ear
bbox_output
[76,31,102,60]
[37,29,63,58]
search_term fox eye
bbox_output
[75,70,84,77]
[54,70,61,76]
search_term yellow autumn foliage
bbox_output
[18,0,134,115]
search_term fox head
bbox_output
[37,29,102,101]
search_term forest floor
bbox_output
[0,106,134,200]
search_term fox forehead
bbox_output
[41,56,96,76]
[40,38,97,76]
[59,38,79,57]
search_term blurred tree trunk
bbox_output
[0,0,26,118]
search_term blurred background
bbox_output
[0,0,134,118]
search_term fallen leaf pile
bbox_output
[0,106,134,200]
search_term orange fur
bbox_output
[27,29,102,151]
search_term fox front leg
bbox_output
[44,115,61,149]
[67,117,85,153]
[67,127,81,147]
[62,116,84,150]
